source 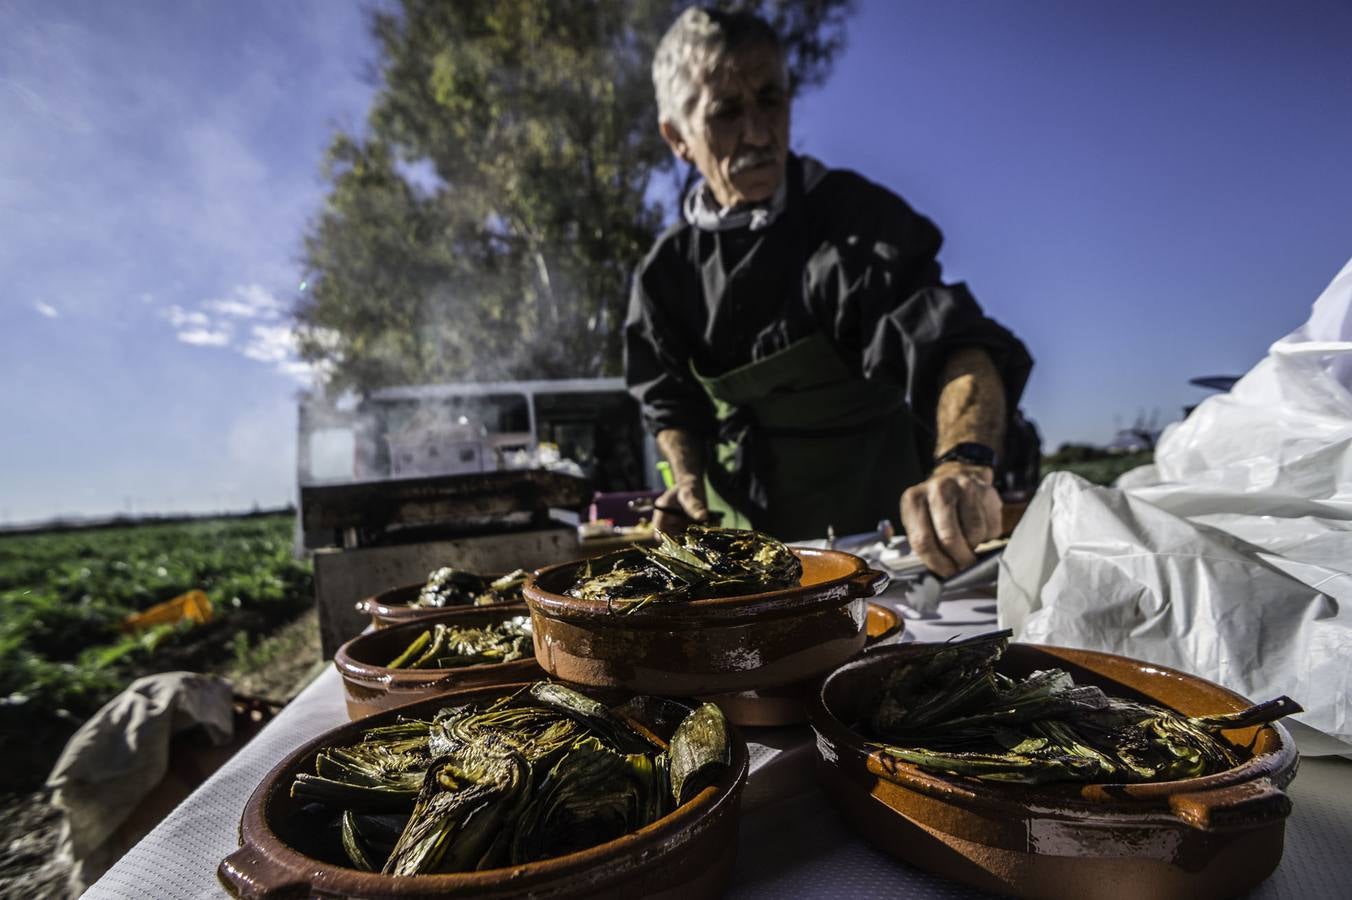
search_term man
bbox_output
[625,7,1034,576]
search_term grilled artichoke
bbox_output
[866,630,1301,785]
[567,526,802,613]
[288,682,732,875]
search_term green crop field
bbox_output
[1041,449,1154,486]
[0,513,313,791]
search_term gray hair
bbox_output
[652,7,787,133]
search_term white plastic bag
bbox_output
[999,473,1351,747]
[999,258,1352,751]
[1149,255,1352,498]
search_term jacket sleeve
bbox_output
[623,253,715,436]
[806,179,1033,454]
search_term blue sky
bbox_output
[3,0,1351,524]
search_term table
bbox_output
[87,587,1352,899]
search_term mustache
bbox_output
[730,148,779,175]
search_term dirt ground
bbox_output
[0,608,324,898]
[0,791,67,900]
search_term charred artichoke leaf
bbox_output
[865,630,1300,785]
[509,740,645,865]
[382,750,531,876]
[340,809,375,871]
[431,701,583,763]
[474,568,528,605]
[566,548,691,613]
[408,624,448,669]
[386,617,533,670]
[875,744,1107,784]
[488,569,529,593]
[565,527,799,613]
[386,629,432,669]
[291,718,433,809]
[910,683,1111,740]
[529,682,655,754]
[870,631,1011,736]
[681,525,801,585]
[669,702,731,805]
[627,750,671,824]
[414,567,491,608]
[340,811,408,872]
[573,548,655,583]
[653,529,713,572]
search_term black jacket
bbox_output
[624,155,1035,466]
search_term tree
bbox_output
[295,0,855,393]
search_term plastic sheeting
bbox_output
[1000,257,1352,752]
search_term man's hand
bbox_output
[900,461,1001,578]
[652,473,710,533]
[654,428,710,533]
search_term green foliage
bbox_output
[1041,450,1154,486]
[295,0,854,393]
[0,514,313,791]
[1044,443,1109,466]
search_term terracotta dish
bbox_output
[219,683,750,900]
[706,601,904,727]
[523,548,887,700]
[333,605,542,719]
[357,580,517,630]
[807,642,1300,900]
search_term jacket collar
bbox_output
[682,154,827,233]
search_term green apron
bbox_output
[691,333,922,542]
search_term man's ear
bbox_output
[659,120,691,163]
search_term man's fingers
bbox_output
[652,507,693,533]
[650,482,711,531]
[956,482,991,548]
[927,480,977,571]
[901,487,958,578]
[983,488,1004,540]
[652,486,693,533]
[678,486,709,520]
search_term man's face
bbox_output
[663,42,790,209]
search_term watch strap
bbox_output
[935,441,998,468]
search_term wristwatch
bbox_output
[934,441,998,469]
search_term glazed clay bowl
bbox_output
[333,604,542,720]
[807,642,1300,900]
[523,548,887,700]
[706,601,903,728]
[219,683,750,900]
[357,581,516,630]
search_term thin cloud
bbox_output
[276,358,320,380]
[242,322,296,363]
[163,283,318,381]
[240,320,334,382]
[33,300,58,318]
[163,304,210,329]
[176,327,232,347]
[204,283,284,320]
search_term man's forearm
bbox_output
[656,428,706,484]
[933,347,1006,459]
[902,346,1007,576]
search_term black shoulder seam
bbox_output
[638,218,694,272]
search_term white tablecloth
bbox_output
[87,586,1352,899]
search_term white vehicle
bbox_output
[298,378,659,491]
